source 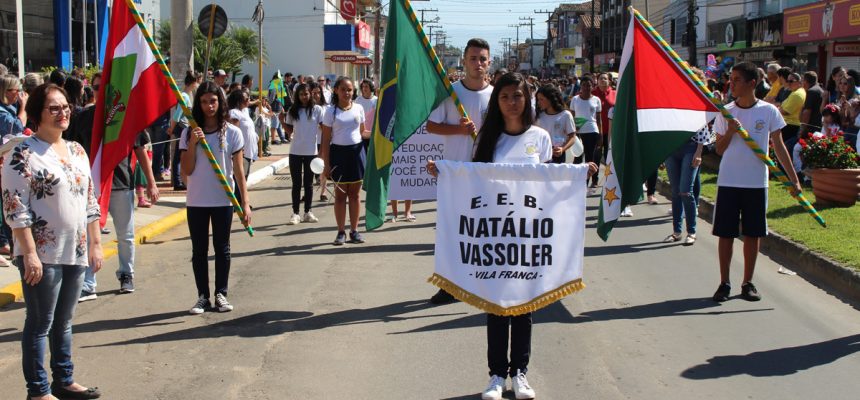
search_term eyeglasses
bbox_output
[45,104,71,116]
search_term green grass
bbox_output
[660,167,860,270]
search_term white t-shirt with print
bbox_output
[180,124,245,207]
[535,110,576,146]
[285,105,323,156]
[229,108,258,161]
[715,100,786,188]
[322,104,365,146]
[570,95,602,134]
[493,125,553,164]
[428,80,493,162]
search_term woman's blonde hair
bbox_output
[0,75,21,105]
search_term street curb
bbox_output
[656,179,860,305]
[0,155,291,308]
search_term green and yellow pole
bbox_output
[629,6,826,228]
[124,0,254,236]
[403,0,475,139]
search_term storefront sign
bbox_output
[555,48,577,65]
[352,57,373,65]
[834,41,860,56]
[749,14,783,48]
[355,21,371,49]
[783,0,860,44]
[595,52,615,66]
[324,24,356,52]
[330,54,357,62]
[340,0,357,21]
[709,19,748,51]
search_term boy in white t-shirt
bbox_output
[711,62,801,303]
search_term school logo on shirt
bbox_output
[524,142,538,156]
[755,119,766,131]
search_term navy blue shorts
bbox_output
[329,143,365,184]
[712,186,768,238]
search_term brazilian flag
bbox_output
[364,0,452,230]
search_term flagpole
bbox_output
[628,7,826,228]
[122,0,255,236]
[402,0,474,138]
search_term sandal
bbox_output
[663,233,682,243]
[405,214,416,222]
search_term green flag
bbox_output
[364,0,452,231]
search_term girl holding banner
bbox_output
[429,73,597,400]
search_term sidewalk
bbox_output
[0,146,292,307]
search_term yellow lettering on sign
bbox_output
[850,5,860,25]
[787,15,811,34]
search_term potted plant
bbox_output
[799,132,860,206]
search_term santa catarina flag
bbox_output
[596,13,719,241]
[364,0,451,231]
[91,0,177,225]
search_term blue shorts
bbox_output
[712,186,768,238]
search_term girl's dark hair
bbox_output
[227,89,248,110]
[49,69,66,87]
[184,70,201,86]
[63,76,84,107]
[473,72,533,163]
[83,86,94,104]
[330,76,354,113]
[535,84,565,117]
[310,82,327,106]
[288,83,314,121]
[827,66,846,93]
[25,83,68,128]
[841,76,858,98]
[822,104,842,126]
[192,81,227,130]
[359,79,376,95]
[241,74,253,86]
[579,76,594,85]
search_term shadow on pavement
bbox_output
[0,310,190,343]
[391,301,577,334]
[230,242,435,258]
[85,299,465,348]
[440,391,519,400]
[584,240,676,257]
[681,333,860,378]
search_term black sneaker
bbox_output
[429,288,458,304]
[79,290,98,302]
[712,282,731,302]
[119,274,135,294]
[349,230,365,244]
[741,282,762,301]
[333,231,346,246]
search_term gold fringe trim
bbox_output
[427,273,585,316]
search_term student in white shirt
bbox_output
[284,83,323,225]
[312,83,330,201]
[534,84,576,163]
[321,77,369,245]
[570,76,602,190]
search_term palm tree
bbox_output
[155,21,268,78]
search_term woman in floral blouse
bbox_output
[2,83,103,400]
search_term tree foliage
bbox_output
[155,21,268,77]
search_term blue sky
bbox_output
[414,0,585,58]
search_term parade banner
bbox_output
[429,161,589,316]
[388,123,443,201]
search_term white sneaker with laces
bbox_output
[302,211,319,223]
[189,295,209,315]
[287,213,301,225]
[512,372,535,399]
[620,206,634,217]
[215,293,233,312]
[481,375,506,400]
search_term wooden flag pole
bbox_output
[629,6,826,228]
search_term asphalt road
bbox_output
[0,172,859,399]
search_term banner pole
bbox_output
[629,6,826,228]
[123,0,254,236]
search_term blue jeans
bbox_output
[82,190,135,292]
[665,141,700,235]
[18,260,86,396]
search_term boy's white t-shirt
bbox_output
[428,80,493,162]
[229,108,258,161]
[535,110,576,146]
[322,103,365,146]
[179,124,245,207]
[355,95,378,130]
[570,95,602,134]
[285,105,323,156]
[715,100,786,188]
[493,125,553,164]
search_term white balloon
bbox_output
[310,157,325,174]
[571,136,584,157]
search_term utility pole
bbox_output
[520,16,534,74]
[535,9,554,73]
[501,37,512,68]
[417,8,438,25]
[687,0,698,67]
[508,24,520,68]
[426,24,440,44]
[170,0,194,84]
[590,0,596,72]
[374,1,382,83]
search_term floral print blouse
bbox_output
[1,136,100,266]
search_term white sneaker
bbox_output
[189,295,209,315]
[301,211,319,223]
[481,375,506,400]
[620,206,634,217]
[512,372,536,399]
[287,213,301,225]
[214,293,233,312]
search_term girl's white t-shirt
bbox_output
[179,124,245,207]
[285,105,323,156]
[322,103,366,146]
[570,95,602,134]
[535,110,576,146]
[493,125,553,164]
[229,108,258,161]
[355,95,378,131]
